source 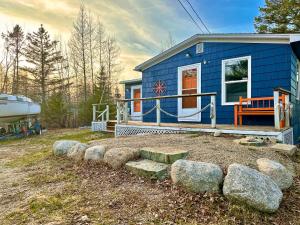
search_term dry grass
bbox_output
[0,129,299,225]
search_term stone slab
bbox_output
[140,147,188,164]
[125,159,169,180]
[271,143,297,156]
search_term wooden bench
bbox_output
[234,95,286,128]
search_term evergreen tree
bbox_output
[255,0,300,33]
[23,24,64,104]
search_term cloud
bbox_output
[0,0,201,80]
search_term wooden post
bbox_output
[211,95,216,128]
[234,105,238,127]
[274,90,280,129]
[92,105,96,121]
[101,113,104,123]
[117,101,120,124]
[124,102,129,124]
[106,105,110,121]
[156,99,161,126]
[285,94,290,128]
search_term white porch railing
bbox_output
[116,92,217,128]
[92,104,110,122]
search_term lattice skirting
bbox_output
[91,121,107,132]
[115,125,183,136]
[281,128,294,145]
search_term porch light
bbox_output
[185,53,192,58]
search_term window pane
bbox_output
[226,82,247,102]
[182,89,197,108]
[133,89,141,112]
[225,59,248,81]
[182,68,197,89]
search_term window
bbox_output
[182,68,197,108]
[222,56,251,105]
[196,43,204,54]
[297,60,300,100]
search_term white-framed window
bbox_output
[296,60,300,100]
[221,56,251,105]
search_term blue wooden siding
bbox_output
[141,42,293,125]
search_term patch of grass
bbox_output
[4,194,81,224]
[29,195,64,213]
[56,130,113,143]
[27,171,78,187]
[5,148,51,168]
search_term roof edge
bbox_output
[119,78,142,85]
[135,33,300,72]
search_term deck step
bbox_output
[125,159,169,180]
[140,147,188,164]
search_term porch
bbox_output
[91,88,293,144]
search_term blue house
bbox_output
[118,34,300,143]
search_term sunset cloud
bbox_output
[0,0,261,80]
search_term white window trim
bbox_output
[221,56,251,106]
[296,60,300,100]
[177,63,201,122]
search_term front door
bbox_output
[131,85,142,120]
[178,63,201,122]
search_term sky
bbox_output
[0,0,265,81]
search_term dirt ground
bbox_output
[0,129,299,225]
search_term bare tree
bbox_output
[105,36,120,95]
[160,32,176,52]
[0,36,14,93]
[2,25,26,94]
[69,4,90,102]
[87,10,96,94]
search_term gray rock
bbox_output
[223,163,282,213]
[213,130,222,137]
[271,144,297,156]
[257,158,293,190]
[84,145,106,161]
[104,147,140,169]
[234,136,265,146]
[67,143,88,161]
[171,159,223,193]
[53,140,80,156]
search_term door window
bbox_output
[182,68,197,108]
[133,89,141,112]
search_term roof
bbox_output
[119,78,142,85]
[135,33,300,72]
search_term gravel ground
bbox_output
[91,133,298,174]
[1,129,299,225]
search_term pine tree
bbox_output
[23,24,64,105]
[255,0,300,33]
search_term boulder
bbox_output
[171,159,223,193]
[67,143,88,161]
[271,144,297,156]
[234,136,265,146]
[53,140,81,156]
[257,158,293,190]
[104,147,140,169]
[223,163,282,213]
[84,145,106,161]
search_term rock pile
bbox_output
[53,139,295,213]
